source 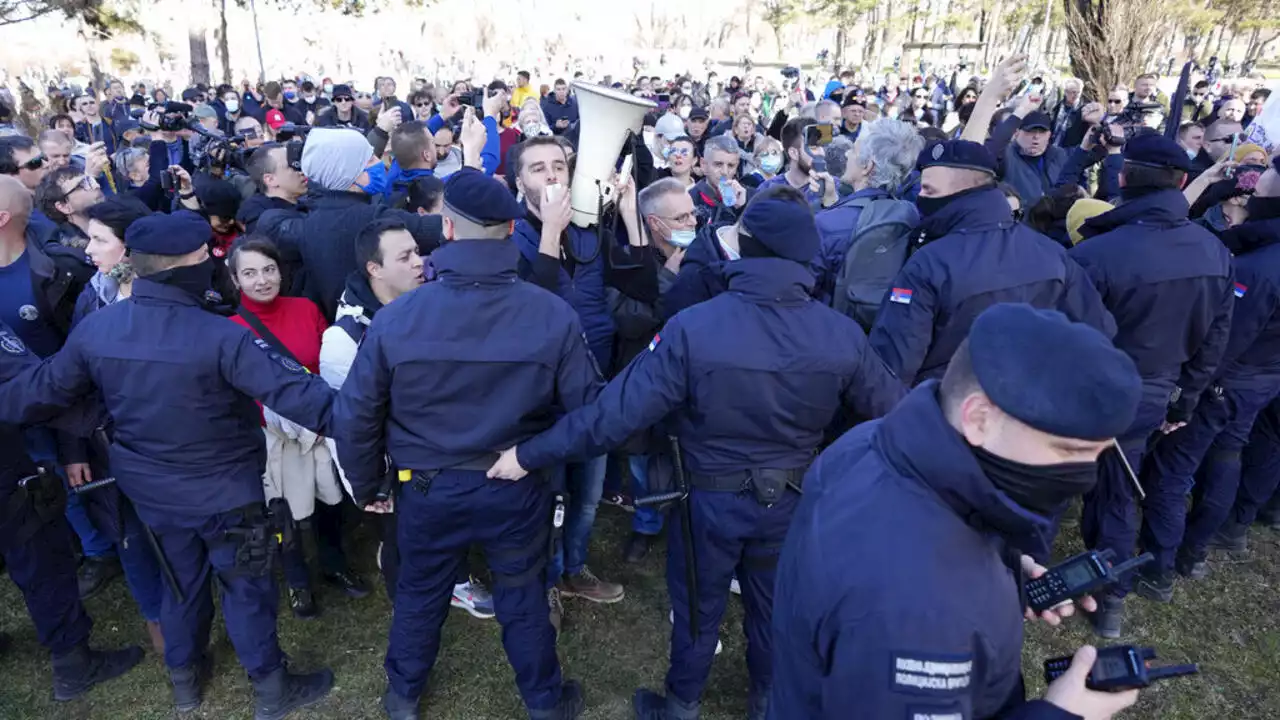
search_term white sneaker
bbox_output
[730,576,741,595]
[669,610,722,655]
[451,580,496,619]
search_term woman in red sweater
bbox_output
[227,238,368,619]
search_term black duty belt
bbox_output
[401,453,506,496]
[689,466,807,505]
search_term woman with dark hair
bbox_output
[226,237,366,619]
[1025,184,1088,248]
[65,195,166,653]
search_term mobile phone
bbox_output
[458,94,473,107]
[657,93,671,104]
[805,123,834,147]
[545,184,561,204]
[160,169,175,192]
[618,155,633,182]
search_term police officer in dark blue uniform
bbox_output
[770,303,1144,720]
[1138,159,1280,598]
[0,321,144,702]
[0,211,339,720]
[488,185,906,720]
[335,168,600,720]
[1067,133,1235,637]
[869,140,1116,387]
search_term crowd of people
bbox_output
[0,46,1277,720]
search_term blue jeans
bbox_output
[548,455,607,582]
[23,428,115,559]
[629,455,664,536]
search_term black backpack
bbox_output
[832,197,922,331]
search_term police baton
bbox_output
[140,522,185,605]
[71,476,118,494]
[1113,439,1146,501]
[669,436,698,643]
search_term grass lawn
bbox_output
[2,506,1279,719]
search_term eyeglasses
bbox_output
[1108,99,1125,105]
[19,154,47,171]
[56,175,98,201]
[414,102,431,108]
[656,211,696,225]
[668,147,692,158]
[334,96,354,103]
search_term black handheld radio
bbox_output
[1025,549,1153,613]
[1044,645,1198,692]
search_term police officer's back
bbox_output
[869,140,1116,386]
[491,186,906,720]
[335,168,598,720]
[1067,134,1234,637]
[771,304,1143,720]
[0,211,339,719]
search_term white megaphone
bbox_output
[569,81,657,228]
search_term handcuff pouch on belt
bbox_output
[223,503,284,578]
[0,465,66,547]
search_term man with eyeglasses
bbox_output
[35,167,104,250]
[1185,80,1213,124]
[315,84,373,133]
[73,95,117,157]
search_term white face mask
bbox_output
[225,99,240,114]
[679,105,692,119]
[715,225,741,260]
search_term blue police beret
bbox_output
[124,210,211,256]
[738,190,819,264]
[968,303,1141,441]
[442,167,524,226]
[917,140,998,177]
[1124,132,1192,173]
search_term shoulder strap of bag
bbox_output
[236,307,304,367]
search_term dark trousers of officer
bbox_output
[146,509,283,678]
[386,469,561,712]
[1230,397,1280,526]
[282,499,347,590]
[378,511,400,600]
[0,483,92,655]
[1140,383,1280,574]
[666,488,800,706]
[1081,400,1164,596]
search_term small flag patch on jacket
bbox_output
[890,287,914,305]
[1235,282,1248,298]
[649,333,661,351]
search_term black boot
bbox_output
[170,656,212,712]
[251,665,334,720]
[51,643,144,701]
[531,680,584,720]
[1209,521,1249,552]
[1088,595,1124,639]
[289,587,318,620]
[382,686,420,720]
[631,688,700,720]
[77,556,122,600]
[1135,569,1175,602]
[623,532,654,564]
[1176,551,1209,580]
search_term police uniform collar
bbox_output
[132,277,203,306]
[432,238,520,282]
[1080,188,1191,239]
[919,186,1013,239]
[873,382,1053,549]
[305,187,374,207]
[1220,216,1280,256]
[722,257,815,304]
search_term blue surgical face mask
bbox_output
[669,229,696,248]
[1186,148,1198,160]
[284,91,297,101]
[225,99,240,114]
[760,154,783,174]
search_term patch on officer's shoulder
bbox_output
[648,333,661,352]
[253,337,306,374]
[906,702,965,720]
[890,652,972,694]
[889,287,913,305]
[0,329,27,356]
[1235,282,1248,298]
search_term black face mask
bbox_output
[970,445,1098,517]
[915,182,995,219]
[146,257,215,301]
[1245,195,1280,222]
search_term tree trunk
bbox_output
[218,0,231,86]
[1222,29,1237,64]
[773,25,784,57]
[189,14,212,87]
[1064,0,1164,101]
[879,0,893,70]
[1215,24,1229,58]
[835,26,846,70]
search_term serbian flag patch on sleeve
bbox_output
[649,333,661,351]
[890,287,914,305]
[1235,282,1248,298]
